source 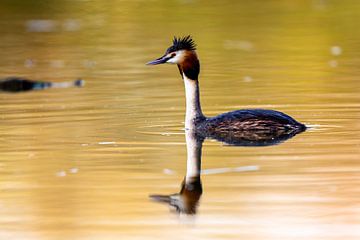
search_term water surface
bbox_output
[0,1,360,239]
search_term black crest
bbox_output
[167,35,196,53]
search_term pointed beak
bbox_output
[149,194,172,204]
[146,55,169,65]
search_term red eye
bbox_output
[171,53,176,57]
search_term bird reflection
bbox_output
[150,129,204,214]
[150,127,304,214]
[199,126,304,146]
[149,176,202,214]
[0,77,83,93]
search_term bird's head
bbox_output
[147,35,197,65]
[147,35,200,80]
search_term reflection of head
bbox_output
[150,176,202,215]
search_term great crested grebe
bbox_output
[147,36,306,136]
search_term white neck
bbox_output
[185,129,202,182]
[183,74,204,130]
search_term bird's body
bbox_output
[147,36,306,139]
[199,109,305,133]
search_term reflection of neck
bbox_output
[185,129,203,182]
[183,74,204,130]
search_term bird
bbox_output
[147,36,306,141]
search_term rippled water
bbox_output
[0,1,360,239]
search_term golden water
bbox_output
[0,1,360,239]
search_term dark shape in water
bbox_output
[0,77,84,93]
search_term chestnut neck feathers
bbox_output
[177,51,200,81]
[171,36,199,80]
